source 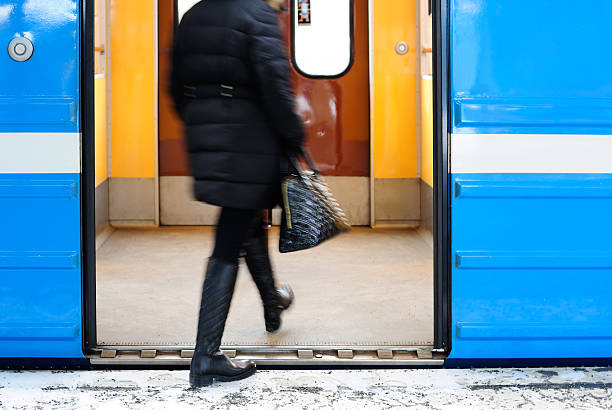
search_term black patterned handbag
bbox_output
[279,149,351,253]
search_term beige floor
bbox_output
[96,227,433,348]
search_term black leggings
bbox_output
[212,207,261,264]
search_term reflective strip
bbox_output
[452,133,612,173]
[0,133,80,173]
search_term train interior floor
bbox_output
[96,227,434,348]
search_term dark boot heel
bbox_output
[190,373,214,388]
[276,284,294,310]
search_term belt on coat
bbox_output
[183,84,254,99]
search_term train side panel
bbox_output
[450,1,612,359]
[0,1,83,358]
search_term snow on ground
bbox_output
[1,367,611,409]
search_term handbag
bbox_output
[279,149,351,253]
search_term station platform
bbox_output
[96,227,433,349]
[2,367,611,408]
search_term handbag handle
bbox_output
[289,147,319,176]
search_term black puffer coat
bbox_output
[170,0,304,209]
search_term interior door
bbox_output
[0,1,84,358]
[449,0,612,360]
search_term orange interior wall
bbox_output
[110,0,156,178]
[371,0,419,179]
[158,0,187,177]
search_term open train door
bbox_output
[0,0,89,361]
[448,1,612,363]
[87,0,451,364]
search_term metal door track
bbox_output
[89,347,444,367]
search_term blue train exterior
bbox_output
[1,0,611,365]
[449,1,612,361]
[0,0,84,360]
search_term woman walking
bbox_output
[170,0,304,387]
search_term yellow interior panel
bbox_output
[110,0,156,178]
[371,0,418,179]
[95,75,107,187]
[420,76,433,187]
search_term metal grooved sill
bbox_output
[89,347,445,366]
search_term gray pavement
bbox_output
[1,367,611,409]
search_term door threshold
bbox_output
[89,346,445,367]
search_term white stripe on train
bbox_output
[0,133,80,174]
[452,133,612,174]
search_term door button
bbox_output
[395,41,409,55]
[14,43,26,55]
[8,37,34,62]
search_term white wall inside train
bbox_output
[294,0,352,76]
[177,0,200,22]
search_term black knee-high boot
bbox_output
[244,216,294,333]
[190,258,256,387]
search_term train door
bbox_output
[0,1,85,359]
[448,1,612,361]
[87,0,447,365]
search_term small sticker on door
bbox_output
[298,0,311,25]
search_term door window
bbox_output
[177,0,200,22]
[293,0,353,77]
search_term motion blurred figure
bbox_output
[170,0,304,387]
